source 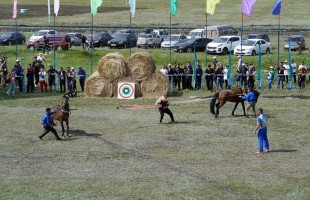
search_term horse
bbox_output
[210,87,259,118]
[51,94,70,137]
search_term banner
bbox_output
[206,0,221,15]
[48,0,51,22]
[170,0,178,16]
[12,0,17,19]
[91,0,103,15]
[129,0,136,17]
[242,0,256,16]
[54,0,60,16]
[272,0,282,15]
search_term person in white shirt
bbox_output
[283,60,290,83]
[37,53,45,64]
[223,65,229,89]
[38,67,47,92]
[291,59,297,83]
[160,65,168,76]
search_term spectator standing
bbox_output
[205,64,214,92]
[43,36,50,54]
[267,67,275,91]
[174,64,181,91]
[6,69,16,97]
[37,53,45,64]
[81,35,87,50]
[58,67,66,93]
[181,65,186,90]
[223,65,229,89]
[196,62,203,90]
[247,63,256,89]
[38,67,48,92]
[298,62,307,90]
[160,65,168,76]
[13,59,24,92]
[237,55,242,72]
[47,65,56,92]
[215,64,224,90]
[291,59,297,83]
[66,67,72,90]
[0,58,8,88]
[185,65,193,90]
[34,60,44,86]
[283,60,290,83]
[212,56,218,66]
[70,67,77,89]
[277,62,285,89]
[167,64,174,83]
[26,64,35,93]
[234,69,241,87]
[254,108,270,154]
[241,63,248,88]
[77,67,86,92]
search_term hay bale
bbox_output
[97,53,128,80]
[141,72,170,98]
[127,52,156,81]
[112,76,142,98]
[85,71,113,97]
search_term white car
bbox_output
[234,39,271,56]
[29,30,58,42]
[161,34,187,49]
[137,33,162,48]
[206,36,240,54]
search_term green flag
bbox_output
[170,0,178,16]
[91,0,103,15]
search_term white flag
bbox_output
[48,0,51,22]
[54,0,60,16]
[129,0,136,17]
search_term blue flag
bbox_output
[272,0,282,15]
[257,43,262,89]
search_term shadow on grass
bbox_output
[268,149,298,153]
[69,129,102,138]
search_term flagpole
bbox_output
[91,13,93,74]
[54,13,57,92]
[169,12,172,65]
[277,14,280,68]
[129,11,132,55]
[15,18,18,60]
[240,12,243,70]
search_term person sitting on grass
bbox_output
[67,79,77,97]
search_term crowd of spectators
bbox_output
[0,53,86,97]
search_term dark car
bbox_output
[247,34,270,42]
[67,32,83,46]
[284,35,306,51]
[173,38,213,53]
[87,32,113,47]
[0,32,26,45]
[108,33,137,48]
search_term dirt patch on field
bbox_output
[0,4,128,19]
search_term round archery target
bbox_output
[118,82,135,99]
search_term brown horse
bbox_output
[210,88,259,118]
[52,94,70,137]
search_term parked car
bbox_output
[153,29,169,41]
[0,32,26,45]
[112,29,136,38]
[161,34,187,49]
[187,29,205,39]
[27,35,71,50]
[108,33,137,48]
[87,32,113,47]
[29,30,58,42]
[174,38,213,53]
[246,33,270,42]
[284,35,306,51]
[67,32,83,46]
[234,39,271,56]
[137,33,162,48]
[142,28,153,34]
[206,36,240,54]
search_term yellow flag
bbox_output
[206,0,221,15]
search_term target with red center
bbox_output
[118,82,135,99]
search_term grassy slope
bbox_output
[0,0,309,28]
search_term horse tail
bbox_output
[210,92,219,115]
[253,90,260,101]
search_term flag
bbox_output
[257,43,262,89]
[54,0,60,16]
[91,0,103,15]
[48,0,51,22]
[272,0,282,15]
[12,0,17,19]
[242,0,256,16]
[129,0,136,17]
[206,0,221,15]
[193,51,197,89]
[170,0,178,16]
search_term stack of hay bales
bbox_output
[85,52,170,98]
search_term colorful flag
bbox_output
[170,0,178,16]
[48,0,51,22]
[257,43,262,89]
[242,0,256,16]
[54,0,60,16]
[129,0,136,17]
[12,0,17,19]
[91,0,103,15]
[272,0,282,15]
[206,0,221,15]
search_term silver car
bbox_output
[136,33,162,48]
